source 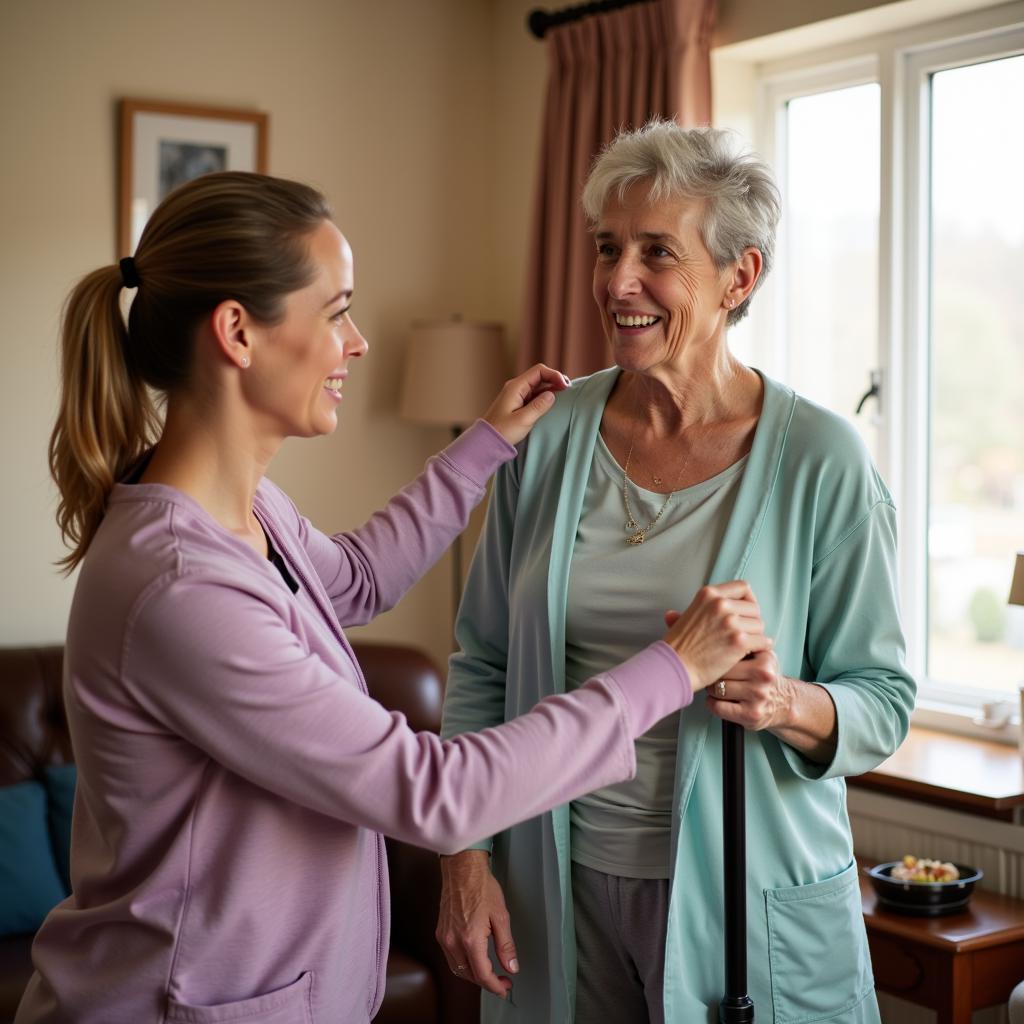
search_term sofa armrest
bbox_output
[385,837,480,1024]
[0,935,34,1024]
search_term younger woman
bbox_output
[17,171,767,1024]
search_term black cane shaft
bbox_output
[719,720,755,1022]
[723,720,746,994]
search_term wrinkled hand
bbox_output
[662,581,772,692]
[706,649,796,731]
[436,850,518,998]
[482,363,571,446]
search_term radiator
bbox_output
[848,787,1024,1024]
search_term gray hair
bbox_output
[581,120,781,326]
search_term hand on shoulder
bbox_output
[483,363,571,446]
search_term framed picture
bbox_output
[119,99,268,255]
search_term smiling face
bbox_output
[592,181,733,379]
[251,219,367,439]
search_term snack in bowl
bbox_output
[890,855,960,883]
[867,857,982,916]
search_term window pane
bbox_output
[784,84,880,454]
[928,54,1024,694]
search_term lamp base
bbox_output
[1018,683,1024,762]
[451,425,464,628]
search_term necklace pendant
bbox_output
[652,476,663,486]
[627,530,646,545]
[625,518,639,532]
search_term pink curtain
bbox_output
[518,0,716,379]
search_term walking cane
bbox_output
[719,718,755,1022]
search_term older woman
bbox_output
[438,122,915,1024]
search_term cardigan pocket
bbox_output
[765,862,873,1023]
[165,970,314,1023]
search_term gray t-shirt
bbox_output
[566,433,747,878]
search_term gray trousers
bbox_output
[572,862,670,1024]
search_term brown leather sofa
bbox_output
[0,642,479,1024]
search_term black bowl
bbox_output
[867,861,983,917]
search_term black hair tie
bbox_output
[119,256,141,289]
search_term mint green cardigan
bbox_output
[443,368,915,1023]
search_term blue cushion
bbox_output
[0,781,67,936]
[43,763,77,893]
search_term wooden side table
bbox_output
[859,862,1024,1023]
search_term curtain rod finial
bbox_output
[527,8,549,38]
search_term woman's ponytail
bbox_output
[48,267,159,572]
[49,171,331,571]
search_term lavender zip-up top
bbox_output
[16,422,692,1024]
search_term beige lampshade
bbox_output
[400,318,508,429]
[1009,552,1024,607]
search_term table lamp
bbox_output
[1010,553,1024,610]
[1010,553,1024,758]
[399,317,508,619]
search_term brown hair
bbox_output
[49,171,332,571]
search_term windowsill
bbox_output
[912,697,1020,744]
[849,726,1024,821]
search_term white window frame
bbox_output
[756,57,881,392]
[752,3,1024,741]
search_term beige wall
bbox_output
[715,0,897,45]
[0,0,974,669]
[0,0,504,668]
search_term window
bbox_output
[753,10,1024,727]
[780,81,881,459]
[927,54,1024,696]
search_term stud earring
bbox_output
[240,357,250,368]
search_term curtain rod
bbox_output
[527,0,655,39]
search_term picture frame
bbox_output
[118,99,268,255]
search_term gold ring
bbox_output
[455,964,467,972]
[715,680,727,699]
